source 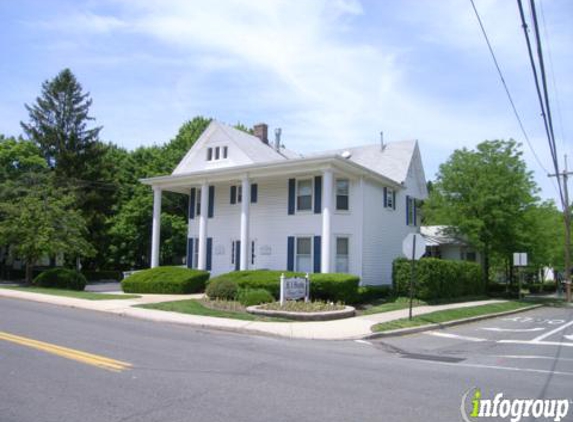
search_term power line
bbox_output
[468,0,559,195]
[516,0,564,206]
[538,0,568,155]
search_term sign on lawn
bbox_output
[280,273,309,305]
[402,233,426,261]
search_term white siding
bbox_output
[361,180,418,285]
[187,173,365,277]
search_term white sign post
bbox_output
[513,252,528,300]
[402,233,426,320]
[280,273,310,306]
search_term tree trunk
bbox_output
[482,246,489,291]
[25,261,34,285]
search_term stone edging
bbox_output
[363,304,543,339]
[246,305,356,321]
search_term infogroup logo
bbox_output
[461,388,571,422]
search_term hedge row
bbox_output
[121,266,210,294]
[206,270,360,303]
[33,268,87,291]
[392,258,484,301]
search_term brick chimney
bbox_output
[253,123,269,144]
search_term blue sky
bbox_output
[1,0,571,203]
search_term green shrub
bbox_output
[207,270,360,303]
[82,270,123,282]
[121,266,209,294]
[357,285,393,303]
[542,282,556,293]
[206,278,239,300]
[236,288,275,306]
[33,268,87,291]
[528,283,542,294]
[309,273,360,303]
[392,258,484,301]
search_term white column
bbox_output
[240,176,250,271]
[321,169,333,273]
[197,181,209,270]
[151,186,162,268]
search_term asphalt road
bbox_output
[1,298,572,422]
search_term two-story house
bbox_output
[141,120,427,285]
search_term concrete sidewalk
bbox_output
[0,287,505,340]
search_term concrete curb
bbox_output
[363,304,543,340]
[246,305,356,321]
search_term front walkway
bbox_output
[0,287,508,340]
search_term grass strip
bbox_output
[371,301,534,332]
[138,299,289,322]
[0,286,140,300]
[361,295,489,316]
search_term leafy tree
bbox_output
[423,140,538,287]
[0,135,46,180]
[0,172,94,283]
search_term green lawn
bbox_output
[139,299,289,322]
[371,301,536,332]
[0,286,140,300]
[360,295,489,315]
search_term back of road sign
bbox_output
[402,233,426,260]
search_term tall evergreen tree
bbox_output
[20,69,116,269]
[21,68,102,173]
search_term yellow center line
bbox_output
[0,331,132,372]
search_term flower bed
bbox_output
[247,301,355,321]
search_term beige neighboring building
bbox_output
[421,225,480,263]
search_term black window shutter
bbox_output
[251,183,258,203]
[392,190,396,210]
[383,187,388,208]
[406,195,410,225]
[314,176,322,214]
[208,186,215,218]
[230,185,236,204]
[287,236,295,271]
[187,237,194,268]
[313,236,321,273]
[413,199,417,227]
[206,238,213,271]
[189,188,196,219]
[235,241,241,271]
[288,179,295,215]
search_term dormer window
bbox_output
[206,146,228,162]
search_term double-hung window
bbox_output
[206,148,213,161]
[406,196,416,226]
[193,238,199,268]
[385,188,395,209]
[335,237,349,273]
[336,179,349,211]
[295,237,312,273]
[297,180,312,211]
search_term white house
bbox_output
[421,225,480,263]
[141,121,427,285]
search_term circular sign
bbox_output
[402,233,426,260]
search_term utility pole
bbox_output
[549,155,573,303]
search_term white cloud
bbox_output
[17,0,572,202]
